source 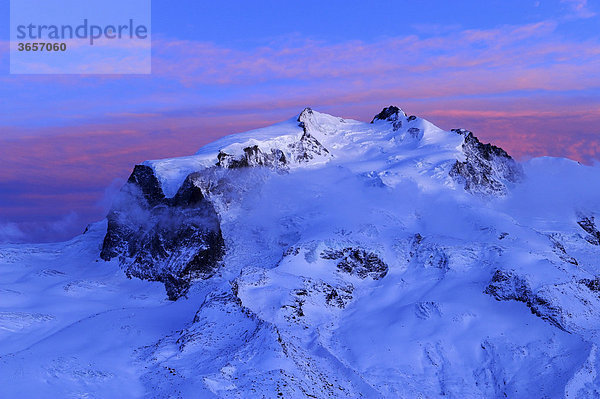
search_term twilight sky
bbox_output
[1,0,600,242]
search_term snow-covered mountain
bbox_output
[1,106,600,398]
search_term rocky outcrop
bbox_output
[485,269,566,331]
[294,109,331,162]
[217,146,287,169]
[577,215,600,245]
[407,127,422,139]
[215,133,329,169]
[288,128,330,163]
[215,109,331,170]
[548,234,579,265]
[580,277,600,293]
[450,129,523,195]
[101,165,225,300]
[322,283,354,308]
[371,105,406,131]
[321,247,388,280]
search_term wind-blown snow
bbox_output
[1,107,600,398]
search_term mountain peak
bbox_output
[297,107,314,122]
[8,105,600,399]
[371,105,406,123]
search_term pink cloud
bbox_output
[147,20,600,97]
[561,0,597,18]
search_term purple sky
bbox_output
[1,0,600,242]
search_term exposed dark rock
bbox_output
[282,299,305,320]
[413,233,424,245]
[450,128,469,135]
[297,107,314,121]
[325,288,342,308]
[321,247,388,280]
[288,128,330,163]
[292,110,331,162]
[101,165,225,300]
[407,127,422,139]
[577,216,600,245]
[215,109,330,169]
[485,270,566,331]
[217,146,287,169]
[371,106,405,131]
[293,281,354,310]
[284,246,301,257]
[371,106,403,122]
[125,164,166,207]
[282,288,306,322]
[485,270,531,302]
[297,107,338,136]
[579,277,600,293]
[548,234,578,265]
[449,130,523,196]
[323,284,353,309]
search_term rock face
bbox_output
[485,268,600,339]
[289,128,330,163]
[215,133,328,170]
[578,215,600,245]
[485,269,566,331]
[216,146,287,169]
[580,276,600,292]
[321,247,388,280]
[100,165,225,300]
[450,129,523,195]
[215,109,331,170]
[293,108,331,161]
[371,105,406,131]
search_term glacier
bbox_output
[1,106,600,398]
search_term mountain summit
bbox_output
[101,107,523,298]
[1,107,600,398]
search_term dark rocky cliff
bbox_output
[101,165,225,300]
[449,129,523,195]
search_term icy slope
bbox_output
[1,106,600,398]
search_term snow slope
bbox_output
[1,106,600,398]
